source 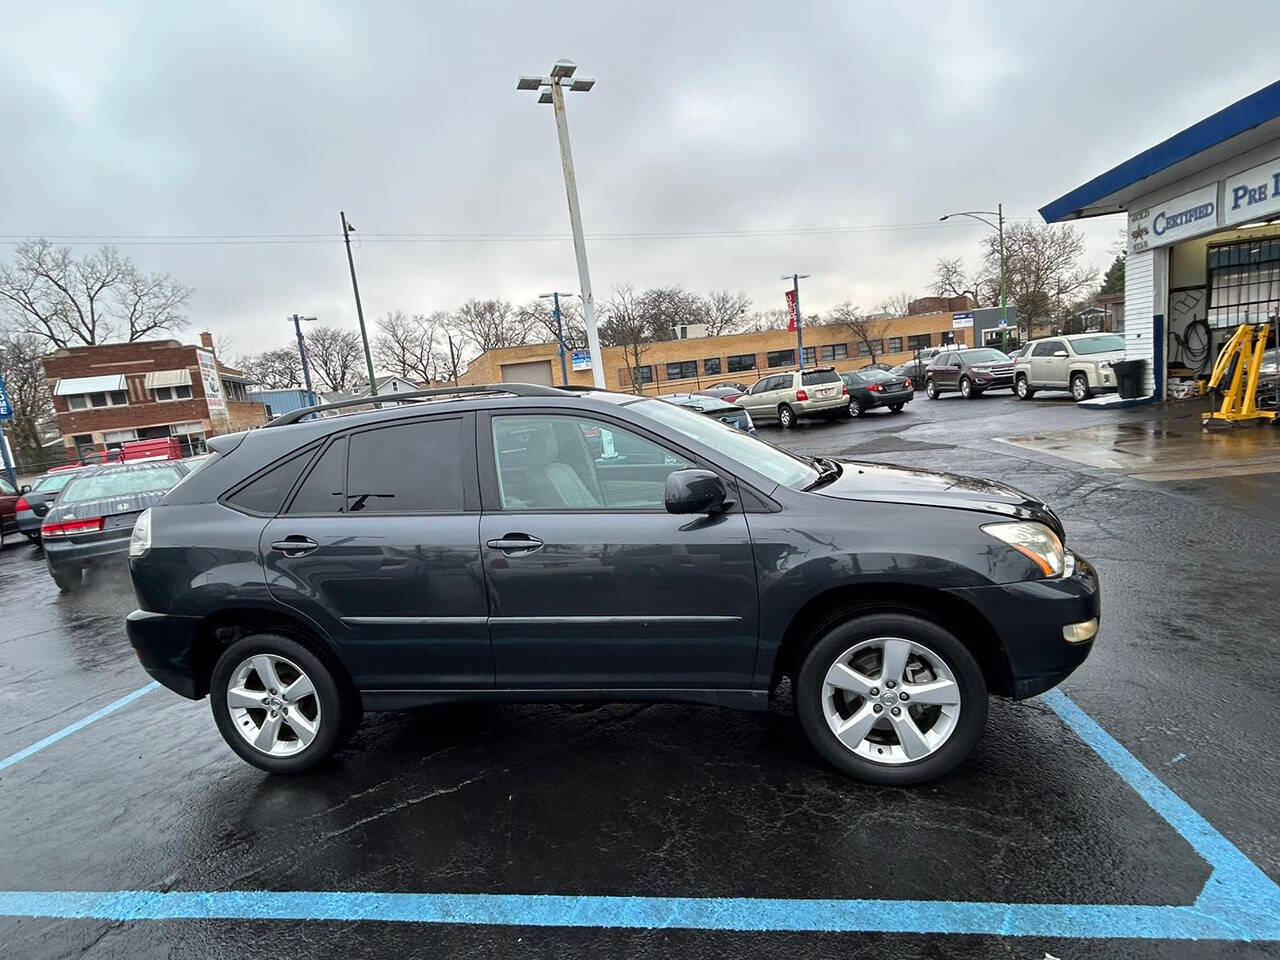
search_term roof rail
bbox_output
[265,383,567,427]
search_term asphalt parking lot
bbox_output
[2,390,1278,958]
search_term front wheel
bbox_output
[960,376,974,399]
[796,613,987,785]
[777,403,796,429]
[1016,376,1035,400]
[210,634,345,774]
[925,379,939,400]
[1071,373,1093,402]
[888,403,904,413]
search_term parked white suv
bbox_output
[736,367,847,427]
[1013,333,1127,402]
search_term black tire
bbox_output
[925,379,939,400]
[778,403,796,429]
[210,633,345,774]
[959,376,974,399]
[888,403,904,413]
[24,532,40,544]
[1071,372,1093,402]
[1016,376,1035,400]
[847,399,865,419]
[795,612,987,786]
[49,563,81,593]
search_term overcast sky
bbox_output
[3,1,1278,360]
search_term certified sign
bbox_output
[1224,156,1280,227]
[1128,184,1219,252]
[570,350,591,371]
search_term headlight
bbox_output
[972,366,991,374]
[981,521,1065,577]
[129,508,152,558]
[1098,361,1112,370]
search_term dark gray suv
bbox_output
[127,385,1100,785]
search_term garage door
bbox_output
[499,360,554,386]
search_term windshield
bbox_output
[629,398,817,488]
[60,465,185,504]
[961,349,1009,364]
[33,471,77,492]
[1072,334,1126,355]
[857,369,894,383]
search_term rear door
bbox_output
[261,414,492,690]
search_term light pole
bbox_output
[540,291,576,386]
[517,60,605,388]
[287,314,317,397]
[940,204,1008,348]
[782,274,811,368]
[340,211,379,399]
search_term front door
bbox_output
[479,411,759,689]
[1033,339,1069,386]
[261,414,492,690]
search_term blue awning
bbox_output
[1040,81,1280,223]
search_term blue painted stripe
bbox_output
[0,681,158,773]
[0,690,1277,940]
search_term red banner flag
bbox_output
[785,289,797,331]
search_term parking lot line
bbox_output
[0,689,1277,941]
[0,681,158,773]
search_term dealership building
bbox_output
[1042,80,1280,400]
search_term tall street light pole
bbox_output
[287,314,317,397]
[783,274,811,368]
[540,291,576,386]
[518,60,605,388]
[939,205,1008,347]
[340,211,379,399]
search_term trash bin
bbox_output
[1112,359,1146,399]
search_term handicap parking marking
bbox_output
[0,681,158,773]
[0,689,1277,941]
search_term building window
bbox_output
[802,346,816,366]
[726,353,756,373]
[820,343,848,361]
[702,357,721,375]
[631,365,654,384]
[907,333,932,351]
[887,337,903,353]
[153,384,194,402]
[102,429,138,449]
[857,339,884,357]
[66,390,128,410]
[221,379,249,403]
[766,349,796,368]
[665,360,698,381]
[169,422,208,457]
[1208,238,1280,328]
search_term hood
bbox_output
[815,461,1065,537]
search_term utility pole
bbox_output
[446,333,461,387]
[940,205,1009,349]
[340,211,379,399]
[518,61,605,388]
[287,314,316,397]
[541,291,575,385]
[783,273,811,368]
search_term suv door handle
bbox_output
[486,534,544,554]
[270,536,319,557]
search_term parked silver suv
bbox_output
[1013,333,1126,402]
[736,367,847,427]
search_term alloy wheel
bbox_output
[1072,375,1089,401]
[226,654,322,757]
[960,377,972,398]
[820,637,962,765]
[779,404,795,428]
[848,400,862,418]
[1016,377,1029,399]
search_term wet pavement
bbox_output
[1,390,1278,958]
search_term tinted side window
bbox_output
[347,418,464,513]
[289,437,347,513]
[227,448,314,515]
[1032,341,1059,357]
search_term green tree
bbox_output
[1100,253,1125,295]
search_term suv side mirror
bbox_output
[1053,350,1069,358]
[20,484,31,494]
[665,469,731,515]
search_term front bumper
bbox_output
[126,609,203,699]
[946,553,1100,699]
[971,373,1015,389]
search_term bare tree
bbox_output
[739,308,792,334]
[974,223,1096,332]
[0,332,55,464]
[235,347,304,390]
[304,325,364,391]
[696,289,752,336]
[452,299,534,353]
[598,284,651,393]
[876,292,915,317]
[0,239,190,347]
[930,257,974,302]
[517,298,586,351]
[830,301,892,364]
[374,310,444,383]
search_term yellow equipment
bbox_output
[1203,321,1276,427]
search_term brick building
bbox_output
[460,310,982,394]
[42,333,267,460]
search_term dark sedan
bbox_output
[15,468,84,541]
[839,368,914,418]
[43,460,189,592]
[662,393,756,433]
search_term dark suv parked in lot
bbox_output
[925,347,1017,399]
[127,385,1100,784]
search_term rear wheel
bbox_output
[778,403,796,429]
[210,634,345,774]
[1071,373,1092,402]
[23,531,40,543]
[888,403,904,413]
[925,379,939,400]
[1016,375,1035,400]
[796,612,986,785]
[847,399,865,418]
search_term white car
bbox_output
[1013,334,1127,402]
